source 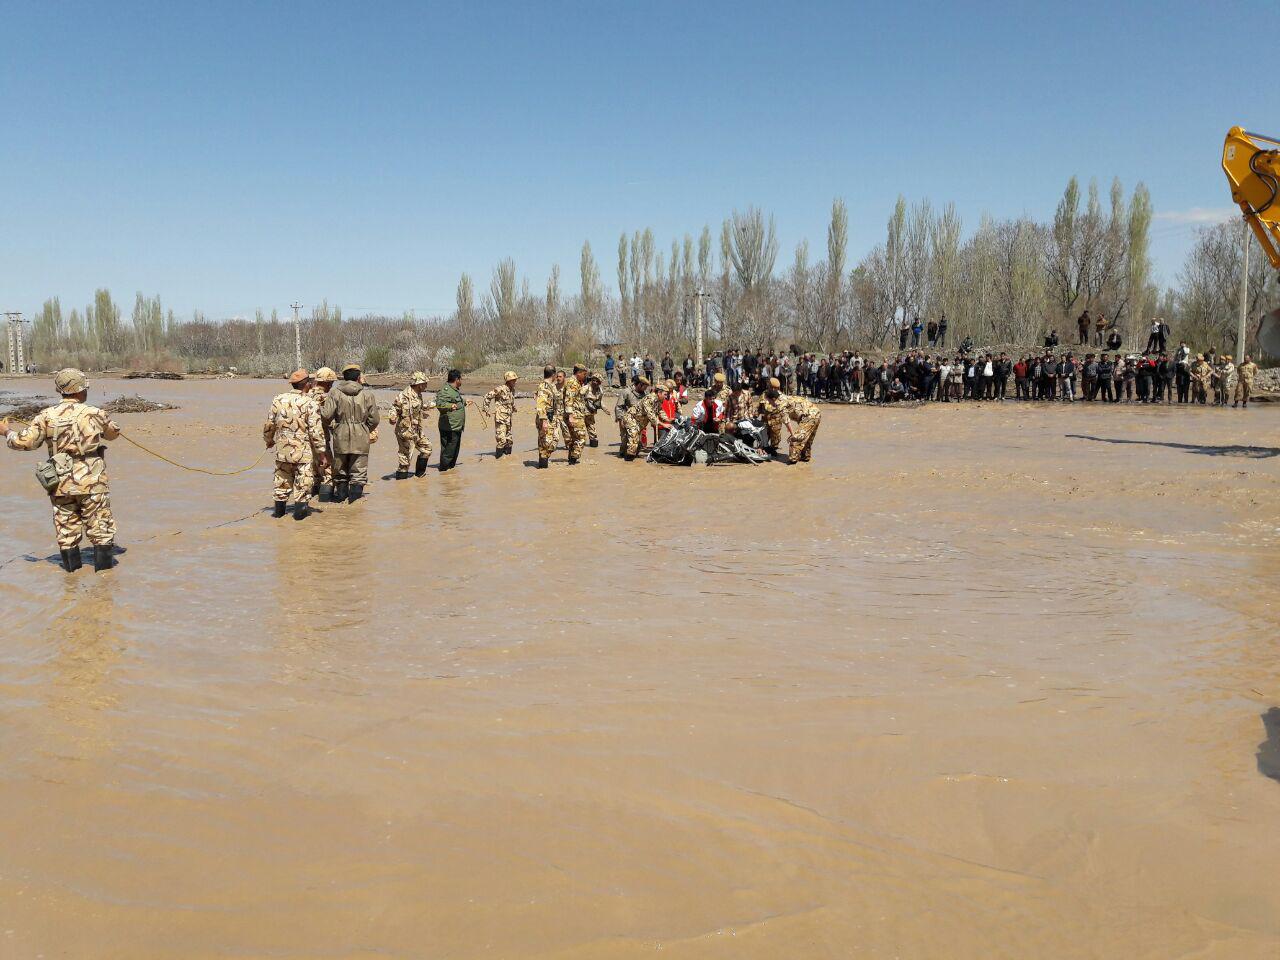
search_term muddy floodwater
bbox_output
[1,376,1279,958]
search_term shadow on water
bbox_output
[1066,435,1280,459]
[1259,708,1280,783]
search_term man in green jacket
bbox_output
[319,363,380,502]
[436,368,466,472]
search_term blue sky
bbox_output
[1,0,1264,319]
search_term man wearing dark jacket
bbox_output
[435,369,466,471]
[320,363,380,502]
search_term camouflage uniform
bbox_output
[784,395,822,463]
[1190,358,1212,404]
[614,385,641,457]
[1235,360,1257,406]
[483,382,518,453]
[390,385,432,470]
[631,391,667,455]
[562,375,588,461]
[1214,360,1235,406]
[264,390,326,504]
[7,399,120,549]
[725,389,754,428]
[582,379,604,445]
[757,395,786,451]
[535,378,563,460]
[308,385,334,489]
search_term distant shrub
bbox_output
[363,345,391,373]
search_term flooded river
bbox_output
[1,376,1278,958]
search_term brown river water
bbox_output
[1,376,1279,959]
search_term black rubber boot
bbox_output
[504,443,513,456]
[93,544,114,572]
[415,455,429,477]
[395,470,409,480]
[273,501,288,518]
[347,482,364,503]
[334,482,349,502]
[294,502,310,521]
[60,549,81,572]
[495,447,504,459]
[537,457,548,469]
[589,438,598,448]
[318,483,333,502]
[567,457,579,466]
[624,454,636,462]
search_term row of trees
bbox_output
[21,177,1278,374]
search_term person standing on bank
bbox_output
[320,363,380,502]
[435,369,466,472]
[0,368,121,572]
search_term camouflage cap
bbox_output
[636,376,650,387]
[54,368,87,395]
[713,372,726,383]
[769,377,781,388]
[588,371,601,381]
[504,370,519,382]
[289,368,311,386]
[410,370,430,385]
[314,366,337,382]
[572,363,586,373]
[342,363,362,374]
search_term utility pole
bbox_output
[3,312,28,375]
[1236,218,1250,363]
[690,290,712,365]
[290,302,303,369]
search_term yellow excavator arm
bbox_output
[1222,126,1280,269]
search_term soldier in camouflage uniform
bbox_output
[483,371,519,458]
[1213,355,1235,406]
[614,376,642,461]
[724,382,754,430]
[309,366,337,499]
[562,364,589,464]
[534,365,563,469]
[390,371,433,478]
[264,369,327,519]
[773,389,822,464]
[1235,355,1258,408]
[756,378,785,455]
[1190,355,1212,404]
[583,372,604,448]
[632,381,673,456]
[0,368,121,572]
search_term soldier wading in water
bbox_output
[1,368,122,572]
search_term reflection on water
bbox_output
[0,379,1277,957]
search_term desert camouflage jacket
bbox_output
[483,384,517,419]
[563,377,587,419]
[7,399,120,496]
[390,386,430,438]
[535,380,562,422]
[264,391,325,464]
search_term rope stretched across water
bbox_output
[116,432,271,476]
[5,416,270,477]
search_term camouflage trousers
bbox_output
[584,413,597,443]
[765,419,783,451]
[333,452,369,485]
[396,431,431,470]
[564,414,586,459]
[618,411,640,457]
[273,460,314,504]
[494,415,513,450]
[313,454,332,486]
[788,413,821,463]
[51,492,116,549]
[1235,381,1252,404]
[536,418,557,459]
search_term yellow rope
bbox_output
[5,415,271,476]
[117,432,272,476]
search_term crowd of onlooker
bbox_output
[602,317,1260,408]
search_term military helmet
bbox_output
[54,368,87,395]
[504,370,518,382]
[410,371,430,385]
[314,366,337,383]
